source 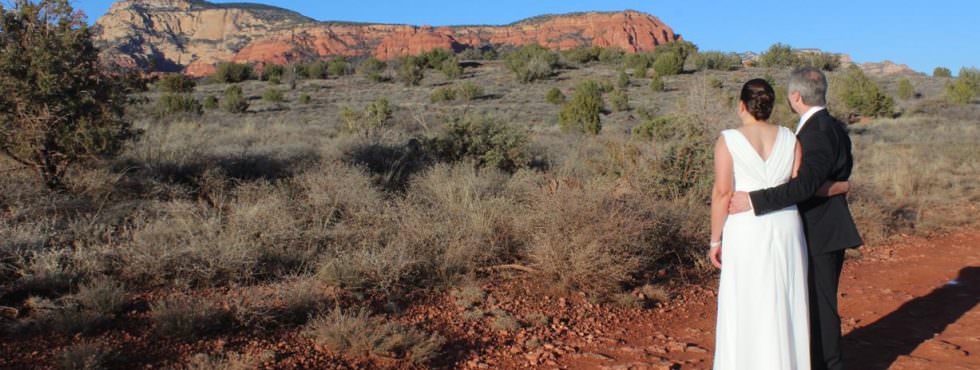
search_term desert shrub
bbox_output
[655,40,698,62]
[944,67,979,105]
[150,294,234,338]
[202,96,218,110]
[158,74,196,93]
[74,277,127,316]
[491,310,522,331]
[458,46,497,60]
[430,86,457,103]
[597,80,615,93]
[0,0,140,189]
[598,47,625,64]
[545,87,565,104]
[623,53,654,72]
[154,94,203,117]
[220,85,249,113]
[340,97,393,135]
[420,48,454,69]
[303,308,445,364]
[262,88,284,103]
[652,51,684,76]
[358,57,387,82]
[708,77,724,89]
[505,44,559,83]
[609,89,630,112]
[55,341,111,370]
[298,93,311,104]
[527,181,666,298]
[261,64,285,81]
[457,81,484,101]
[327,57,352,77]
[396,56,425,86]
[835,66,895,117]
[632,115,714,200]
[691,51,742,71]
[440,57,463,80]
[213,62,253,83]
[186,351,273,370]
[304,61,327,79]
[933,67,952,78]
[562,46,602,64]
[757,43,799,68]
[799,52,842,71]
[559,80,604,134]
[616,70,630,89]
[650,74,665,92]
[897,78,915,100]
[425,114,531,172]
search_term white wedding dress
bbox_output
[713,126,811,370]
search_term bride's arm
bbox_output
[793,138,850,197]
[709,136,734,269]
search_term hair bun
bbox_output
[740,79,776,121]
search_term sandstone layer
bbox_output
[94,0,681,76]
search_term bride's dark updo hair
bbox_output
[740,79,776,121]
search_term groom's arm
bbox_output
[749,127,838,215]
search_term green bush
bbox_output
[897,78,915,100]
[459,47,497,61]
[396,56,426,86]
[430,86,457,103]
[650,74,665,92]
[545,87,566,104]
[709,77,724,89]
[212,62,253,83]
[154,94,203,117]
[327,57,351,77]
[304,61,327,79]
[357,57,387,82]
[262,88,284,103]
[421,48,454,69]
[933,67,952,78]
[340,97,393,135]
[221,85,249,113]
[298,93,312,104]
[623,53,654,71]
[655,40,698,63]
[440,57,463,80]
[426,114,531,172]
[261,64,285,81]
[691,51,742,71]
[202,95,218,110]
[609,88,630,112]
[945,68,979,105]
[616,70,630,89]
[836,66,895,117]
[0,0,140,189]
[632,115,713,200]
[598,48,625,64]
[559,80,604,134]
[158,74,196,93]
[457,81,484,102]
[505,44,559,83]
[652,51,684,76]
[757,43,799,68]
[562,46,602,64]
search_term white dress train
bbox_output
[713,127,811,370]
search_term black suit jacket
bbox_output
[749,109,863,255]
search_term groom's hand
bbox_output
[728,192,753,214]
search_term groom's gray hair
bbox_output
[788,67,828,106]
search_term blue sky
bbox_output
[73,0,978,74]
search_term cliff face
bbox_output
[93,0,681,76]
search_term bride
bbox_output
[708,79,848,370]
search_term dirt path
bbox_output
[523,230,980,370]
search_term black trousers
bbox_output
[809,250,846,370]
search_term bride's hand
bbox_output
[709,245,722,269]
[816,181,851,197]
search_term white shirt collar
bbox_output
[796,106,826,134]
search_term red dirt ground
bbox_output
[2,230,977,369]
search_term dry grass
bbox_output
[185,351,274,370]
[0,56,976,365]
[54,341,112,370]
[303,308,445,364]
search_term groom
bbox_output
[728,67,863,370]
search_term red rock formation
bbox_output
[94,1,681,76]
